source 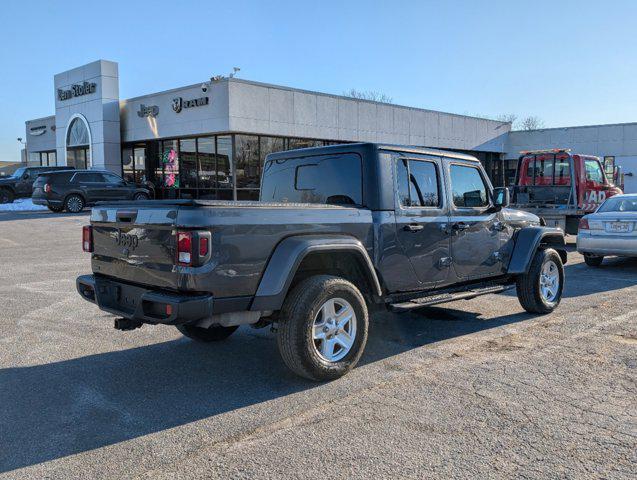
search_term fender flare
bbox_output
[250,235,382,311]
[507,227,567,275]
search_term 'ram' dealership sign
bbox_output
[57,81,97,101]
[171,96,209,113]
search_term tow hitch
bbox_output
[114,318,143,331]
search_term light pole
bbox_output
[17,138,27,164]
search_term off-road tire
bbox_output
[64,194,85,213]
[176,324,239,342]
[47,205,64,213]
[277,275,368,381]
[516,248,564,314]
[134,192,149,201]
[0,188,14,204]
[583,254,604,267]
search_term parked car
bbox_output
[32,170,151,213]
[577,193,637,266]
[76,143,567,381]
[0,166,74,204]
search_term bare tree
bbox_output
[496,113,518,125]
[343,89,393,103]
[519,116,545,130]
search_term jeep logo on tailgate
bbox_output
[115,231,139,250]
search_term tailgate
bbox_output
[91,204,182,289]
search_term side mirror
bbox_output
[22,173,30,180]
[493,187,510,209]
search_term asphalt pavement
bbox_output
[0,210,635,479]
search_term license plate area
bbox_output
[606,221,631,233]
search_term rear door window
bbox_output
[450,164,489,208]
[396,158,440,207]
[75,172,104,183]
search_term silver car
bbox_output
[577,194,637,266]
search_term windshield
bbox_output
[11,167,26,178]
[598,196,637,213]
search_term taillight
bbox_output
[177,231,193,265]
[199,236,209,256]
[579,218,590,230]
[176,230,211,266]
[82,225,93,252]
[44,183,51,193]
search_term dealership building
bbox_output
[23,59,637,198]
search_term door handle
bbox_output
[452,222,470,231]
[403,224,424,232]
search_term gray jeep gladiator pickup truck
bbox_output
[77,143,567,380]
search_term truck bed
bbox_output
[89,200,374,298]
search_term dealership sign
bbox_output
[57,81,97,101]
[171,96,209,113]
[137,104,159,118]
[28,125,47,136]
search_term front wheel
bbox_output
[134,192,149,201]
[277,275,369,381]
[176,324,238,342]
[64,194,85,213]
[583,254,604,267]
[516,248,564,314]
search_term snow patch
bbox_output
[0,198,48,212]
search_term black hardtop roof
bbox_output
[265,142,480,163]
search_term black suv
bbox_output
[0,166,74,204]
[33,170,151,213]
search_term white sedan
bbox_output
[577,194,637,266]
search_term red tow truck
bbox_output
[511,149,623,234]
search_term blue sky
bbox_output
[1,0,636,162]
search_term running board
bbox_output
[389,284,515,312]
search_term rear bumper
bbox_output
[577,234,637,256]
[76,274,214,325]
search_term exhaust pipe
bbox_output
[114,318,143,331]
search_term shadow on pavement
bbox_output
[0,306,532,473]
[561,256,637,298]
[0,210,89,222]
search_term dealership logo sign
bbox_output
[28,125,47,136]
[171,96,209,113]
[137,104,159,118]
[57,81,97,101]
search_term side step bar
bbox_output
[389,284,515,312]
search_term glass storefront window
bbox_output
[122,147,134,182]
[288,138,322,150]
[197,137,215,190]
[161,140,179,190]
[180,139,197,189]
[28,152,40,166]
[260,136,286,165]
[235,135,260,189]
[216,135,233,195]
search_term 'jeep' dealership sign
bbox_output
[57,81,97,101]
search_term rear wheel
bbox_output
[277,275,368,381]
[64,194,84,213]
[47,205,64,213]
[583,254,604,267]
[176,324,238,342]
[0,188,14,204]
[516,248,564,314]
